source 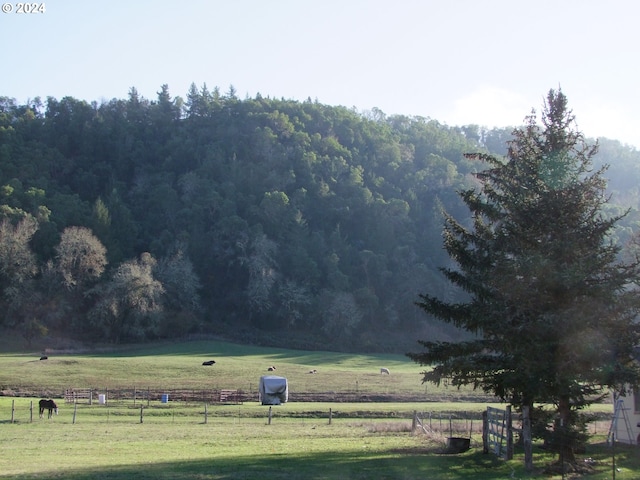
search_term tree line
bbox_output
[1,84,639,351]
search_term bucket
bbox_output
[98,394,106,405]
[161,394,169,403]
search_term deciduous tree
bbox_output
[89,252,164,342]
[55,226,107,289]
[0,216,38,288]
[0,216,38,330]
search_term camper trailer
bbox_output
[259,375,288,405]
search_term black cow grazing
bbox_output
[267,365,276,371]
[202,360,216,366]
[39,356,48,360]
[39,399,58,419]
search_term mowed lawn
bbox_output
[0,338,634,479]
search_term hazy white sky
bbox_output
[2,0,638,147]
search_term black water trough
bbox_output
[446,437,470,453]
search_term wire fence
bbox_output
[3,395,492,427]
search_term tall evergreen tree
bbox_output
[408,90,640,467]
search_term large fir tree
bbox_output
[408,90,640,465]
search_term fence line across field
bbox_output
[63,387,247,406]
[5,398,485,429]
[2,400,614,449]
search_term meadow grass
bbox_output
[0,337,631,479]
[0,415,486,480]
[0,338,491,401]
[0,397,638,480]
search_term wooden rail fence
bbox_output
[62,388,250,405]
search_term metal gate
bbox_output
[485,406,513,459]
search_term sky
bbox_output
[1,0,639,148]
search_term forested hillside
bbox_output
[1,85,639,352]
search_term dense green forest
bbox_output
[1,84,639,352]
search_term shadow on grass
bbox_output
[84,340,405,366]
[8,449,516,480]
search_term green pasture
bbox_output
[0,338,491,400]
[0,338,633,479]
[0,397,637,480]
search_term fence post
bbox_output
[268,406,272,425]
[11,399,15,423]
[523,405,533,471]
[30,400,33,423]
[73,402,77,424]
[411,410,417,434]
[612,431,616,480]
[482,410,488,454]
[204,403,208,424]
[506,405,513,460]
[329,408,332,425]
[140,405,144,424]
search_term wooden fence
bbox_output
[63,388,249,405]
[7,388,437,404]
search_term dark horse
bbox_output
[39,399,58,419]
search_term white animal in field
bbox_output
[267,365,276,371]
[380,367,390,375]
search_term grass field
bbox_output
[1,397,638,480]
[0,338,494,401]
[0,337,636,479]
